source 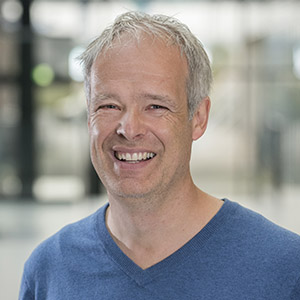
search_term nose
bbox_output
[116,109,146,141]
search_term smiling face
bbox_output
[88,34,206,200]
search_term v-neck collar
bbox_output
[95,199,237,286]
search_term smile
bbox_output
[114,151,156,163]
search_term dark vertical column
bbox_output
[269,122,283,190]
[89,162,102,195]
[19,0,35,199]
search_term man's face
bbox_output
[88,35,198,199]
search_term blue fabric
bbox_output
[19,199,300,299]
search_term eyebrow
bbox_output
[91,93,119,104]
[141,93,175,106]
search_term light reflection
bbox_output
[1,0,23,23]
[293,46,300,80]
[32,63,55,87]
[68,46,84,82]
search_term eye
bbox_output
[97,104,119,111]
[148,104,168,110]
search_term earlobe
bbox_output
[191,97,211,141]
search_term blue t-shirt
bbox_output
[19,199,300,299]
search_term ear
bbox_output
[191,97,211,141]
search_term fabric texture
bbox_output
[19,199,300,299]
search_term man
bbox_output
[20,12,300,299]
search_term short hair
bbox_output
[79,11,212,119]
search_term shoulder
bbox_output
[230,200,300,241]
[224,199,300,264]
[23,203,108,281]
[213,200,300,297]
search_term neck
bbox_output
[105,179,222,269]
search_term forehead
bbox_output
[91,33,188,81]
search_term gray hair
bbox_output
[79,11,212,119]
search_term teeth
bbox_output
[115,151,156,162]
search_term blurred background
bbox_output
[0,0,300,298]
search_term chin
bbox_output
[104,176,154,197]
[108,184,157,200]
[112,189,152,199]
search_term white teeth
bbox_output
[115,151,156,162]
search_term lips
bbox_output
[114,151,156,163]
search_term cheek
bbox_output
[89,122,107,169]
[89,117,109,143]
[89,125,101,153]
[89,119,118,160]
[88,125,107,167]
[156,125,192,161]
[89,123,99,139]
[171,125,193,156]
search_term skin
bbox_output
[88,34,222,269]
